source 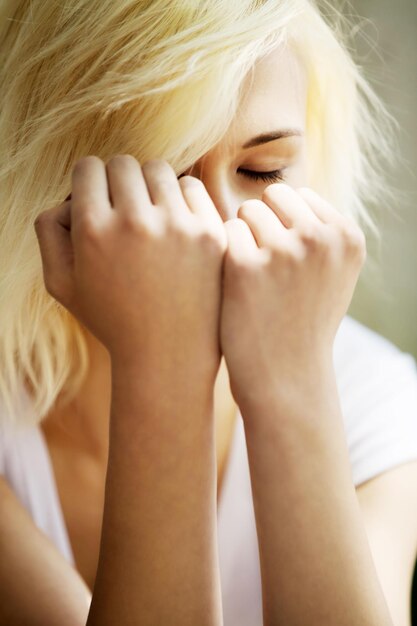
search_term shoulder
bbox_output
[334,314,417,381]
[333,315,417,487]
[333,314,417,408]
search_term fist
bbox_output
[34,156,227,382]
[220,183,366,409]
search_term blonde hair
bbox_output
[0,0,398,428]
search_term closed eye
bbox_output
[237,168,286,184]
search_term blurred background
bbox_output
[344,1,417,621]
[346,0,417,361]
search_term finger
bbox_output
[178,176,223,224]
[262,183,321,229]
[223,218,259,263]
[237,199,289,248]
[106,154,154,221]
[141,159,191,219]
[58,198,72,231]
[296,187,346,225]
[71,156,113,230]
[33,202,75,304]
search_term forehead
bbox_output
[225,44,307,146]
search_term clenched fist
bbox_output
[34,156,227,388]
[220,183,367,412]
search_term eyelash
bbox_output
[237,168,285,184]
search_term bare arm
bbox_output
[30,155,228,624]
[0,369,221,626]
[0,477,92,626]
[219,183,398,625]
[241,360,393,626]
[87,359,222,626]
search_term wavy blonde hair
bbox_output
[0,0,398,428]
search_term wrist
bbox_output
[233,350,337,425]
[110,355,217,423]
[110,347,220,388]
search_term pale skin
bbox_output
[1,44,417,626]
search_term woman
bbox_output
[1,1,417,625]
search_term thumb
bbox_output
[33,200,75,307]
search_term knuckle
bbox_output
[338,220,367,254]
[119,212,160,239]
[297,225,325,251]
[165,215,192,239]
[179,175,203,188]
[261,182,289,203]
[239,199,257,212]
[73,155,102,172]
[278,244,306,266]
[227,250,259,277]
[107,153,138,168]
[353,229,367,254]
[229,258,257,279]
[142,158,170,174]
[43,278,73,310]
[270,233,308,265]
[261,187,275,204]
[237,199,262,218]
[198,228,226,256]
[33,211,48,228]
[43,274,62,300]
[354,231,367,264]
[119,211,145,234]
[77,213,102,241]
[156,178,177,194]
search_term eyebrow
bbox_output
[241,128,303,149]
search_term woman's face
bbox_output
[182,45,308,221]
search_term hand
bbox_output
[220,183,367,411]
[34,155,227,386]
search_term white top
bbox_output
[1,314,417,625]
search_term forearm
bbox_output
[87,358,223,626]
[240,357,393,626]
